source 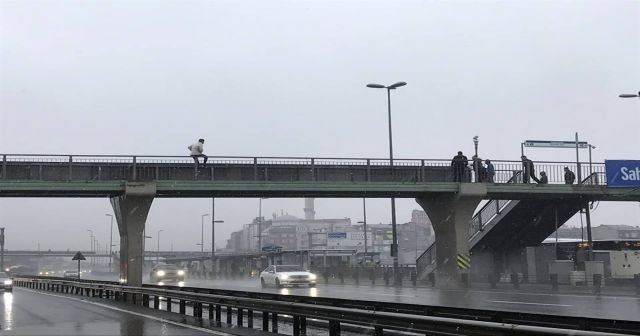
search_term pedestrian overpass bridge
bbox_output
[2,153,638,287]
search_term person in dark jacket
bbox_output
[521,155,540,183]
[485,159,495,183]
[472,156,487,182]
[564,167,576,184]
[451,151,468,182]
[539,171,548,184]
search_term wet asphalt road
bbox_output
[181,278,640,322]
[81,274,640,322]
[0,289,227,335]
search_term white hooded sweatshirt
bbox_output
[188,142,204,155]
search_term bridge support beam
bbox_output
[110,182,156,287]
[416,184,484,288]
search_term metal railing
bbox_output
[13,276,638,336]
[469,172,523,237]
[1,153,607,185]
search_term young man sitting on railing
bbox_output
[188,138,208,169]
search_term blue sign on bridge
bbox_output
[605,160,640,187]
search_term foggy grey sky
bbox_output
[1,0,639,252]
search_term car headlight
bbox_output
[177,270,185,276]
[4,280,12,285]
[309,274,317,280]
[39,272,43,275]
[156,270,165,276]
[280,274,289,280]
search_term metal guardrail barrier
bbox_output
[1,153,606,185]
[13,276,639,336]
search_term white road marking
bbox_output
[19,288,230,335]
[488,300,572,307]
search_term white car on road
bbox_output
[260,265,316,288]
[0,272,13,292]
[150,264,185,283]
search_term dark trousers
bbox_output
[523,170,540,183]
[453,167,465,182]
[191,154,208,168]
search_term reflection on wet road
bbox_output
[180,278,640,322]
[0,289,225,335]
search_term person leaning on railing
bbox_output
[450,151,468,182]
[485,159,495,183]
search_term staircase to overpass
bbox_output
[417,173,600,280]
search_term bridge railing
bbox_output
[14,276,634,336]
[1,154,606,185]
[469,172,523,237]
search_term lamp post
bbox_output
[157,229,165,263]
[144,234,152,267]
[105,214,114,273]
[357,199,369,256]
[366,81,407,285]
[473,136,479,157]
[258,197,268,251]
[619,92,640,98]
[201,214,209,253]
[0,228,5,272]
[211,220,224,255]
[95,241,100,265]
[87,230,94,266]
[588,144,596,177]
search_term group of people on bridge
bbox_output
[187,137,578,185]
[451,151,577,184]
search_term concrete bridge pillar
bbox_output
[416,183,484,288]
[110,182,156,287]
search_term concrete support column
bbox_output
[110,182,156,287]
[416,184,484,287]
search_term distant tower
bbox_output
[304,198,316,220]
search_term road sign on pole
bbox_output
[523,140,589,148]
[72,251,86,280]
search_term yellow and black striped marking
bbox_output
[457,254,471,270]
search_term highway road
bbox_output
[0,289,229,335]
[85,274,640,323]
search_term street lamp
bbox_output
[201,214,209,253]
[87,229,94,266]
[473,136,479,157]
[95,240,100,266]
[588,144,596,177]
[366,81,406,285]
[258,197,268,251]
[208,197,226,279]
[157,229,165,263]
[105,214,114,273]
[211,219,224,253]
[357,198,369,256]
[619,92,640,98]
